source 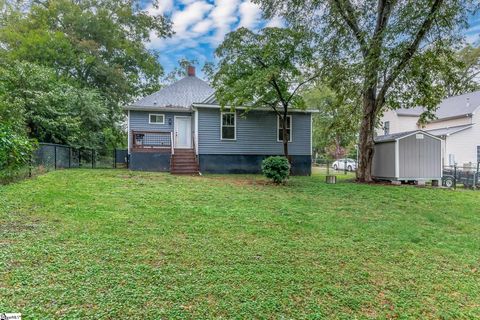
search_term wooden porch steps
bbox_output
[170,149,199,174]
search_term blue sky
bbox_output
[142,0,283,78]
[142,0,480,79]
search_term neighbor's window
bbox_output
[221,112,236,140]
[149,114,165,124]
[277,115,292,142]
[384,121,390,135]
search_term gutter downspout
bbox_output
[194,107,199,156]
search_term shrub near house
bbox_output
[262,156,290,183]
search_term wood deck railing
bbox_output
[131,131,173,153]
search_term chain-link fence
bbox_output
[33,143,128,172]
[313,157,357,175]
[442,163,480,189]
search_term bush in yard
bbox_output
[262,156,290,184]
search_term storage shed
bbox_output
[372,130,442,183]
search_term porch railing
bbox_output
[131,131,172,151]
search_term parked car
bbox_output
[332,158,357,171]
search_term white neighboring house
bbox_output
[377,91,480,167]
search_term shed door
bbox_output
[399,134,440,179]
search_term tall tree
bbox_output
[0,60,113,149]
[443,45,480,96]
[254,0,478,181]
[303,84,359,159]
[0,0,172,147]
[214,27,318,158]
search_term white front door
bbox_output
[174,116,192,148]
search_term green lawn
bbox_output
[1,170,479,319]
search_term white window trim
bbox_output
[149,113,165,124]
[220,112,236,140]
[384,121,390,135]
[277,115,292,142]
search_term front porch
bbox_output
[131,130,175,153]
[129,130,198,174]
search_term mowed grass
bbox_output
[1,170,479,319]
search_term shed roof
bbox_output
[127,75,214,111]
[395,91,480,120]
[375,130,441,143]
[375,131,418,143]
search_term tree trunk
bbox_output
[334,135,341,159]
[357,91,377,182]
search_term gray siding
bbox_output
[129,111,192,132]
[399,134,441,179]
[197,108,311,155]
[372,141,396,178]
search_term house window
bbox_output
[277,115,292,142]
[384,121,390,135]
[149,114,165,124]
[221,112,236,140]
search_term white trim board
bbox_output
[127,110,131,154]
[194,109,199,155]
[193,103,319,113]
[125,107,193,112]
[394,140,400,178]
[310,113,313,156]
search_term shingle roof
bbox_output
[395,106,424,116]
[375,130,442,143]
[375,131,418,143]
[202,93,217,104]
[426,124,473,137]
[395,91,480,120]
[127,75,214,110]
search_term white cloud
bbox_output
[144,0,286,76]
[144,0,174,16]
[192,19,214,33]
[265,15,284,28]
[172,1,213,35]
[465,33,479,45]
[238,1,262,29]
[209,0,241,44]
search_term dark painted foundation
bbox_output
[130,152,171,172]
[199,154,311,176]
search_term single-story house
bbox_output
[377,91,480,166]
[125,66,315,175]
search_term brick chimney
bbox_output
[187,65,195,77]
